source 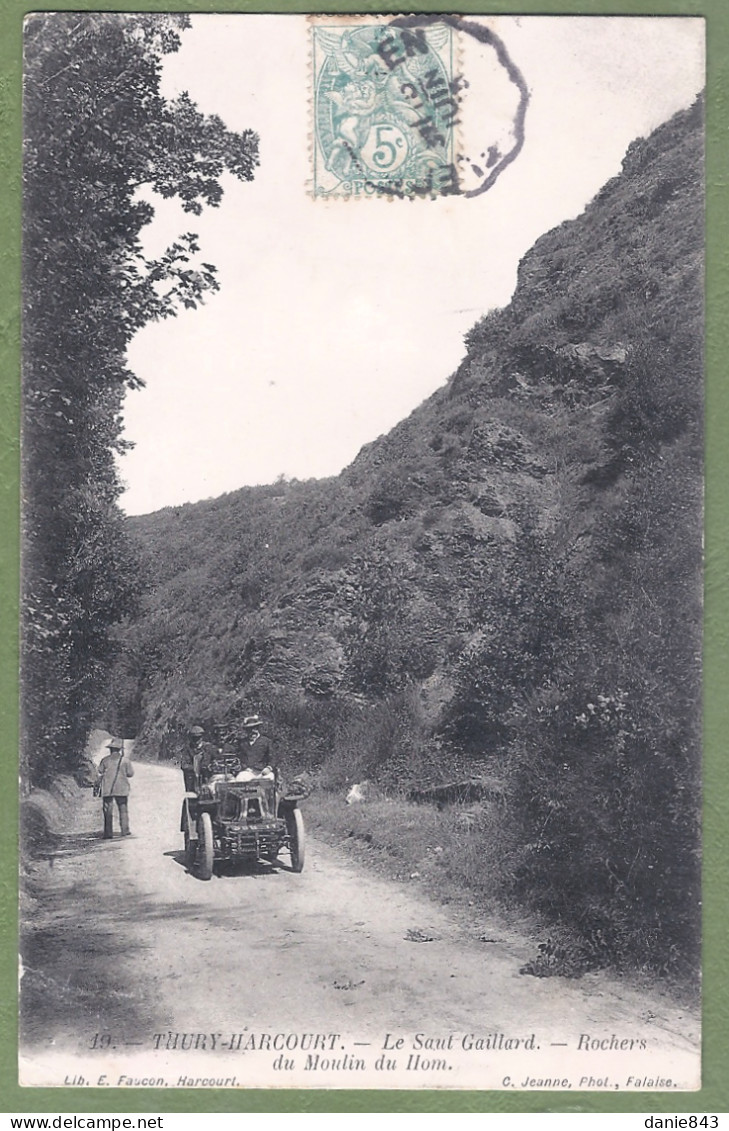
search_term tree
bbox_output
[22,13,259,783]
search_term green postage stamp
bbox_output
[310,17,460,198]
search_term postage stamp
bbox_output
[310,16,461,199]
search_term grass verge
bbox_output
[304,788,528,932]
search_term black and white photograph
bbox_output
[19,13,704,1091]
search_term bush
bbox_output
[318,688,429,791]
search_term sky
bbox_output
[119,15,705,516]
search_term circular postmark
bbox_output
[310,15,528,200]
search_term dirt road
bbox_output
[20,745,700,1091]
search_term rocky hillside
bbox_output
[111,98,703,975]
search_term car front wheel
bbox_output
[197,811,214,880]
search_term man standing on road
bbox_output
[96,737,134,839]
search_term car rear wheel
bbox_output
[197,811,214,880]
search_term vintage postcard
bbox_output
[19,13,705,1094]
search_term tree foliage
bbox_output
[22,13,259,783]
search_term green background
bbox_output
[1,0,726,1115]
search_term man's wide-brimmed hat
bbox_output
[242,715,262,729]
[190,725,205,736]
[107,737,123,751]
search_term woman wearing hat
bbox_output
[95,737,134,839]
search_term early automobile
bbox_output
[180,751,306,880]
